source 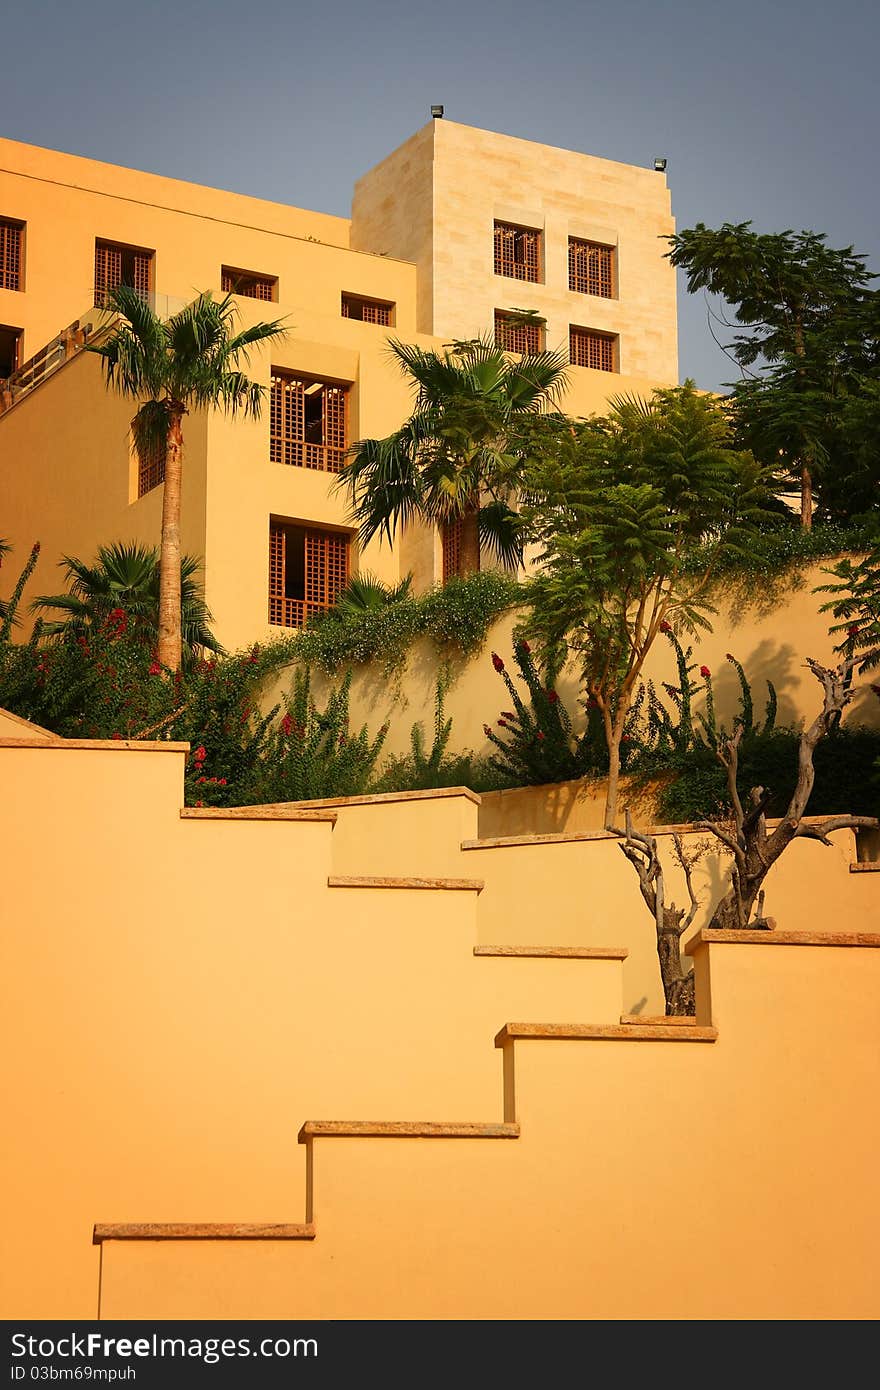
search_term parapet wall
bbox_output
[2,728,878,1320]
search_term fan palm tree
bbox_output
[90,287,286,671]
[336,337,569,577]
[31,541,222,666]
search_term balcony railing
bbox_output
[0,318,95,416]
[268,596,332,628]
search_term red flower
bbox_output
[218,778,227,786]
[659,621,671,634]
[547,689,559,704]
[518,640,531,654]
[502,711,516,720]
[195,800,204,808]
[848,624,860,637]
[281,713,293,737]
[483,724,492,737]
[700,665,711,679]
[491,652,505,672]
[536,730,545,741]
[193,745,207,764]
[726,653,736,662]
[497,719,508,729]
[620,735,631,744]
[148,662,161,675]
[249,644,260,663]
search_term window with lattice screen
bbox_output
[569,326,617,372]
[136,432,166,498]
[494,311,544,355]
[441,519,462,584]
[270,372,348,472]
[0,220,23,292]
[341,293,394,326]
[94,241,153,308]
[221,267,277,302]
[268,521,351,627]
[568,239,615,298]
[493,222,542,283]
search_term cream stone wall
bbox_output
[2,732,878,1319]
[353,119,678,386]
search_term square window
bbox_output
[221,267,278,302]
[0,219,24,292]
[568,239,615,298]
[341,293,394,326]
[95,240,153,308]
[569,325,617,372]
[270,372,349,472]
[269,520,351,627]
[494,222,542,283]
[494,310,544,355]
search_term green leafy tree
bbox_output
[31,542,221,667]
[521,383,780,828]
[337,336,568,576]
[667,222,877,528]
[816,545,880,674]
[90,287,286,671]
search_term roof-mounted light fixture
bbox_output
[431,105,444,119]
[653,157,667,172]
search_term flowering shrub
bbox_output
[243,668,388,804]
[482,640,628,785]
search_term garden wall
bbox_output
[280,560,878,761]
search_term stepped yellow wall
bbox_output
[2,730,878,1319]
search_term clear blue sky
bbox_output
[2,0,876,390]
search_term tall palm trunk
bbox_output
[459,506,481,577]
[157,404,185,672]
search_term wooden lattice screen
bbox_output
[441,519,481,583]
[268,522,350,627]
[493,222,541,283]
[569,326,616,372]
[341,295,392,326]
[494,311,543,355]
[136,433,166,497]
[0,220,23,291]
[221,269,276,301]
[270,373,347,471]
[95,243,151,307]
[568,239,614,298]
[94,243,122,308]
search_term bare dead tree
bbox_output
[615,811,707,1015]
[699,656,878,930]
[615,656,878,1015]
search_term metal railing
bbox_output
[0,318,97,415]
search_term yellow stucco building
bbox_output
[0,117,677,651]
[2,121,879,1325]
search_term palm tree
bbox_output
[336,337,568,577]
[31,541,222,666]
[90,287,286,671]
